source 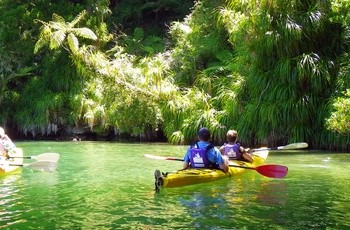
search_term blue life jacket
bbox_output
[223,143,243,160]
[189,143,214,168]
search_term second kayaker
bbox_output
[219,129,253,162]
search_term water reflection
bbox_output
[178,189,230,229]
[256,180,288,206]
[0,172,25,228]
[176,175,293,229]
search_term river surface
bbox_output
[0,141,349,229]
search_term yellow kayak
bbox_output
[0,148,24,175]
[152,151,269,192]
[146,143,308,192]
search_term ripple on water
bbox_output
[0,173,27,228]
[1,143,350,229]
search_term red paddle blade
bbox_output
[255,164,288,178]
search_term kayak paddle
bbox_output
[8,160,58,172]
[10,153,60,162]
[144,154,183,161]
[229,164,288,178]
[254,142,308,151]
[144,154,288,178]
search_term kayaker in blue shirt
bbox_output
[183,127,229,172]
[219,129,253,162]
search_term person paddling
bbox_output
[219,130,253,162]
[183,127,229,172]
[0,127,17,158]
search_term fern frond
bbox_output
[143,35,164,53]
[216,50,234,66]
[133,28,144,42]
[71,28,97,40]
[50,30,66,50]
[49,21,65,31]
[67,33,79,53]
[70,10,87,28]
[34,36,48,54]
[52,13,66,24]
[143,35,163,46]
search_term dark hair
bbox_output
[198,128,211,141]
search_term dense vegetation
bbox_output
[1,0,350,150]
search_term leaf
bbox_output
[50,30,66,50]
[70,10,87,28]
[67,33,79,53]
[72,28,97,40]
[133,28,144,42]
[34,37,47,54]
[52,13,66,24]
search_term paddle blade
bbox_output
[254,142,308,152]
[33,153,60,162]
[279,142,308,150]
[26,160,58,172]
[256,164,288,178]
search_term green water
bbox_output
[0,142,349,229]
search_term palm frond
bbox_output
[71,28,97,40]
[50,30,66,50]
[67,33,79,53]
[52,13,66,24]
[70,10,87,28]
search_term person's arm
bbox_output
[240,146,253,162]
[218,145,225,155]
[183,147,191,170]
[219,162,229,172]
[183,162,190,170]
[215,148,229,172]
[242,152,253,162]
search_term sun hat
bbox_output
[198,127,210,140]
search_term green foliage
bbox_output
[327,53,350,135]
[168,0,230,85]
[327,89,350,134]
[117,27,165,56]
[210,0,350,148]
[109,0,193,36]
[34,10,97,54]
[13,52,79,131]
[2,0,350,150]
[0,0,108,137]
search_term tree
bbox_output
[216,0,350,148]
[34,10,97,54]
[327,89,350,134]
